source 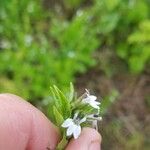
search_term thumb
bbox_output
[66,128,101,150]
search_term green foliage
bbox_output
[50,11,99,73]
[64,0,85,8]
[128,20,150,73]
[117,19,150,73]
[0,0,100,101]
[96,0,150,73]
[0,0,150,102]
[0,0,50,100]
[50,85,71,119]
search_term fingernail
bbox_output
[89,141,101,150]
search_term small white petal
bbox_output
[89,95,97,101]
[61,118,73,128]
[73,125,81,139]
[82,98,89,103]
[90,102,99,109]
[67,124,75,136]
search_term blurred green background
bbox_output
[0,0,150,149]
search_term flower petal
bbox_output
[73,125,81,139]
[67,124,76,136]
[61,118,73,128]
[82,98,89,103]
[90,102,100,109]
[89,95,97,101]
[82,95,97,104]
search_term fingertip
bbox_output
[82,127,101,142]
[66,127,101,150]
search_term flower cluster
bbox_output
[61,89,102,139]
[62,112,86,139]
[49,84,102,149]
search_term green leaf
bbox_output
[53,106,64,127]
[51,85,71,119]
[50,87,62,114]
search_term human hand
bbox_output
[0,94,101,150]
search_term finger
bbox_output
[0,94,60,150]
[66,127,101,150]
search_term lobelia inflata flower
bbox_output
[50,84,102,149]
[82,89,100,109]
[61,113,86,139]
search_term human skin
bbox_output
[0,94,101,150]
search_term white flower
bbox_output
[61,113,86,139]
[82,89,100,109]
